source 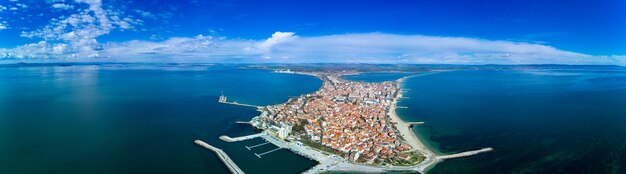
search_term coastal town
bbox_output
[251,71,422,165]
[197,70,493,174]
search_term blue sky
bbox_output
[0,0,624,64]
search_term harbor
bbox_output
[245,142,270,150]
[199,72,493,174]
[219,132,267,142]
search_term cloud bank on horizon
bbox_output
[0,0,624,65]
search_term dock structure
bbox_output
[245,142,270,150]
[407,122,425,127]
[194,140,245,174]
[413,147,494,173]
[219,132,267,142]
[394,121,425,130]
[218,91,228,102]
[407,121,424,124]
[329,147,494,173]
[218,94,262,108]
[437,147,493,160]
[254,147,283,158]
[221,101,262,108]
[260,132,345,174]
[214,124,492,174]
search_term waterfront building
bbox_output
[278,123,293,139]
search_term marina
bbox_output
[206,72,493,174]
[245,142,271,150]
[254,147,284,158]
[218,132,267,142]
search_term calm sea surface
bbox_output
[2,65,626,174]
[397,68,626,174]
[0,64,320,174]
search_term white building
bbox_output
[278,123,293,139]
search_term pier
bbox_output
[407,122,425,128]
[219,132,267,142]
[245,142,270,150]
[438,147,494,160]
[194,140,245,174]
[254,147,283,158]
[220,101,262,108]
[330,147,494,173]
[412,147,494,173]
[218,94,262,108]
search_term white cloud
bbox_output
[1,30,625,65]
[1,41,59,59]
[16,0,140,58]
[104,35,218,55]
[0,5,7,11]
[16,3,28,9]
[256,31,297,59]
[134,9,156,19]
[51,3,74,10]
[256,33,598,64]
[96,35,261,62]
[258,32,296,53]
[0,21,8,30]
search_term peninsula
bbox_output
[210,70,493,173]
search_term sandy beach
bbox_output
[257,72,490,173]
[390,77,437,155]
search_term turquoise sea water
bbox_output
[0,64,320,174]
[2,65,626,174]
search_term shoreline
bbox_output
[392,76,437,156]
[389,76,441,171]
[274,71,446,172]
[217,70,491,174]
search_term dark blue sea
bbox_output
[397,68,626,174]
[1,64,626,174]
[0,64,320,174]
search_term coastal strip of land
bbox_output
[392,76,437,156]
[208,70,492,174]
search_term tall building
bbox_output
[278,123,293,139]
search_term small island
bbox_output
[205,70,493,174]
